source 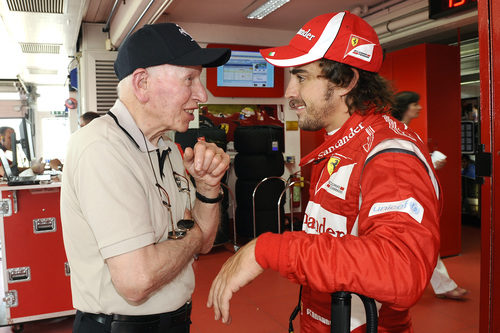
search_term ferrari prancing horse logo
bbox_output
[351,37,359,47]
[327,156,341,175]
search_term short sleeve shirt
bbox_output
[61,99,195,315]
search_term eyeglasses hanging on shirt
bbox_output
[142,133,194,240]
[166,153,195,231]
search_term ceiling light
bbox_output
[0,92,21,100]
[247,0,290,20]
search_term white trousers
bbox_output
[430,256,458,294]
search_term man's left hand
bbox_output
[30,157,45,175]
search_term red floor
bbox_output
[1,224,480,333]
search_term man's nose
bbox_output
[285,80,298,99]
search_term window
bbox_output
[41,117,70,162]
[36,85,68,112]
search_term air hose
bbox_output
[330,291,378,333]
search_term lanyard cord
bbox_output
[166,148,175,175]
[157,147,171,179]
[140,131,171,209]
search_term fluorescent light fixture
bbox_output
[0,92,21,100]
[247,0,290,19]
[461,80,480,86]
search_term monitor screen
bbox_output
[19,118,35,162]
[216,50,274,88]
[206,44,284,98]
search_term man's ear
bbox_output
[130,68,149,103]
[344,68,359,95]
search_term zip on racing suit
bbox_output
[255,110,442,332]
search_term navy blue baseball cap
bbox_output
[114,23,231,80]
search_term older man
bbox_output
[61,23,230,333]
[208,12,441,333]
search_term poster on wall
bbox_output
[198,104,283,144]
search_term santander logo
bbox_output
[317,123,364,159]
[297,28,316,40]
[303,202,348,237]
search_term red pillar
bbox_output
[478,0,500,331]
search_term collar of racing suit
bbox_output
[300,110,381,167]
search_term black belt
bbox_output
[79,301,191,332]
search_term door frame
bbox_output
[478,0,500,331]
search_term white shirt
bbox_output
[61,99,194,315]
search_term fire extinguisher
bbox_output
[292,176,304,208]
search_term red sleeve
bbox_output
[255,151,441,309]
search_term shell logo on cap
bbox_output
[327,156,341,175]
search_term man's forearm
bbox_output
[107,227,203,304]
[192,198,221,253]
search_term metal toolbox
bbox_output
[0,185,74,327]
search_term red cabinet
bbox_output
[0,184,74,326]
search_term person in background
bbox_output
[462,154,475,179]
[79,111,101,127]
[0,127,14,153]
[0,126,45,176]
[461,154,478,218]
[208,12,441,332]
[461,104,479,122]
[61,23,230,333]
[392,90,469,300]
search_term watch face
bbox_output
[178,219,195,230]
[168,230,187,240]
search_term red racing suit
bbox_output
[255,110,442,332]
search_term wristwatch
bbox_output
[196,188,224,204]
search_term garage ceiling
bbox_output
[0,0,478,87]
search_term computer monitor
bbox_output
[19,118,35,162]
[206,44,284,98]
[9,131,19,176]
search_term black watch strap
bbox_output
[196,189,223,204]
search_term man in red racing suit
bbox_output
[290,111,441,332]
[208,12,441,333]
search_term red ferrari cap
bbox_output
[260,12,383,73]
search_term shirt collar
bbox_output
[327,128,340,136]
[108,99,167,152]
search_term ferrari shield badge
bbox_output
[327,156,341,175]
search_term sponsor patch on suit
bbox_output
[368,197,424,223]
[320,163,356,200]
